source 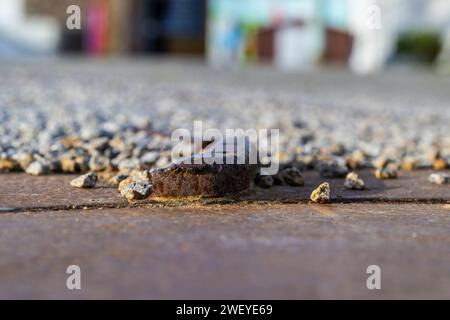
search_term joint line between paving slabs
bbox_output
[1,198,449,214]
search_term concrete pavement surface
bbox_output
[0,204,450,299]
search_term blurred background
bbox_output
[0,0,449,74]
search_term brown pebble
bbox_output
[151,155,256,198]
[433,158,448,171]
[60,158,78,173]
[0,158,20,172]
[401,158,418,171]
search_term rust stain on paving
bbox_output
[309,204,338,217]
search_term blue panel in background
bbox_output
[164,0,205,38]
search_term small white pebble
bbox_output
[428,172,449,185]
[70,172,98,188]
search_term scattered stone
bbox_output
[130,169,152,183]
[401,157,419,171]
[428,173,449,185]
[310,182,331,203]
[25,161,50,176]
[297,154,318,169]
[118,158,140,172]
[346,150,368,170]
[344,172,365,190]
[121,181,153,200]
[254,174,274,188]
[0,158,20,172]
[86,137,110,153]
[109,174,130,186]
[118,176,134,192]
[279,167,304,186]
[140,151,159,166]
[49,159,62,173]
[60,136,83,149]
[70,172,98,188]
[323,143,346,156]
[13,153,34,170]
[74,156,89,172]
[433,158,448,171]
[96,169,116,182]
[372,157,390,169]
[317,159,349,178]
[60,158,79,173]
[151,155,256,197]
[427,149,440,161]
[375,164,398,180]
[89,154,111,172]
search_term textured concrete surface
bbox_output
[0,204,450,299]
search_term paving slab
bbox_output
[0,203,449,299]
[1,170,449,211]
[0,173,127,211]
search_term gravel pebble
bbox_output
[0,158,20,172]
[310,182,331,203]
[279,167,305,186]
[428,173,450,185]
[25,161,50,176]
[254,174,274,188]
[118,177,134,192]
[109,174,130,186]
[70,172,98,188]
[121,181,153,200]
[375,164,398,180]
[317,159,349,178]
[433,159,448,171]
[130,169,152,183]
[344,172,365,190]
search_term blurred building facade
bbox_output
[0,0,59,56]
[208,0,450,73]
[1,0,449,73]
[5,0,206,56]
